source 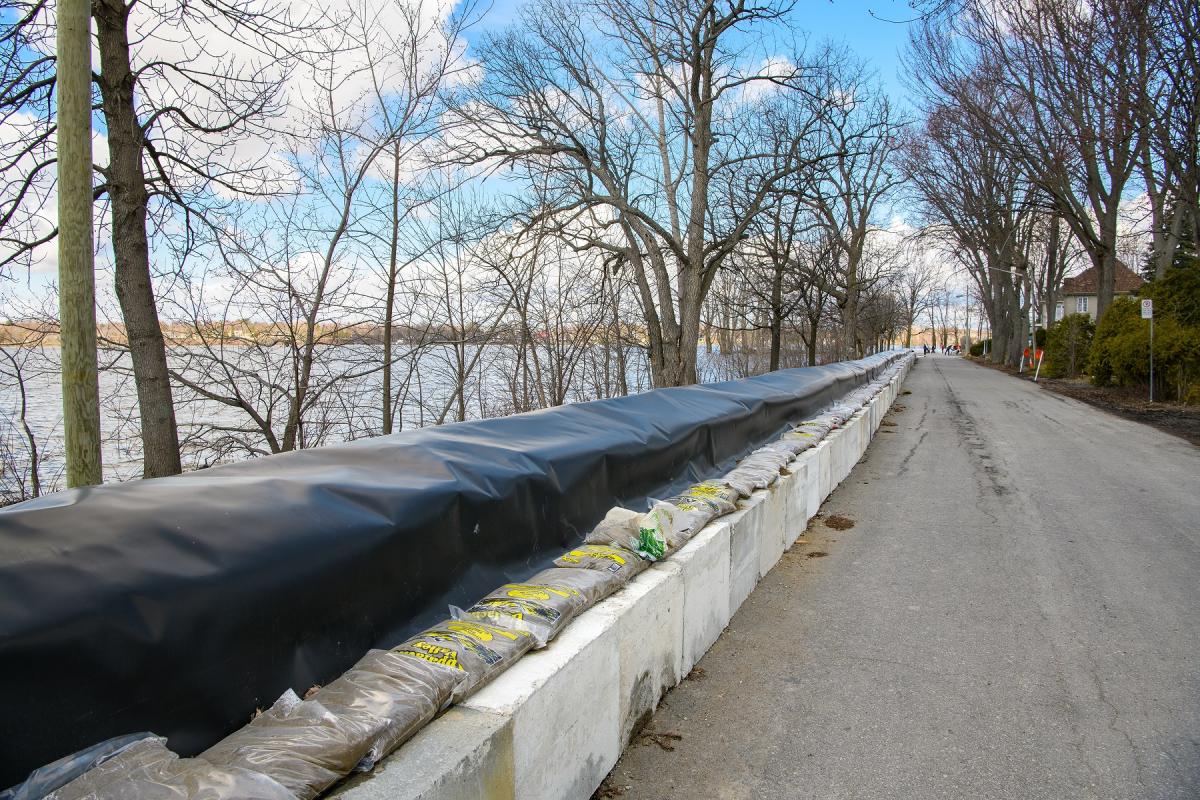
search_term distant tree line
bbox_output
[2,0,945,496]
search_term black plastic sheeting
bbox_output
[0,352,900,788]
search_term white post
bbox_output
[1142,298,1155,403]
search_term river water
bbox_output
[1,344,748,500]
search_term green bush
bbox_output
[1044,314,1094,378]
[969,338,990,357]
[1034,327,1048,349]
[1089,261,1200,402]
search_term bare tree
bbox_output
[358,0,481,434]
[1137,0,1199,278]
[0,323,53,501]
[894,242,938,348]
[2,0,316,477]
[908,0,1151,319]
[801,76,904,359]
[901,89,1039,365]
[454,0,846,386]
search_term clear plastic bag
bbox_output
[667,481,740,515]
[392,619,535,700]
[457,576,591,648]
[759,439,806,458]
[553,543,648,583]
[584,507,643,552]
[718,470,757,498]
[198,691,364,799]
[786,423,829,441]
[308,649,463,771]
[722,461,780,494]
[744,448,790,471]
[4,732,157,800]
[524,566,624,605]
[826,404,857,423]
[776,435,817,455]
[633,498,719,559]
[49,736,296,800]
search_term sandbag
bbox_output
[759,439,807,458]
[718,470,757,498]
[585,504,679,561]
[458,577,592,647]
[308,649,461,771]
[584,507,643,552]
[553,544,648,584]
[3,733,157,800]
[775,435,817,455]
[525,566,624,606]
[391,619,535,700]
[198,691,365,799]
[636,498,716,559]
[826,403,857,423]
[48,737,295,800]
[786,424,828,441]
[743,448,790,472]
[722,461,779,494]
[666,481,740,515]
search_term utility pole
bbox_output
[57,0,103,486]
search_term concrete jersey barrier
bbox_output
[331,355,913,800]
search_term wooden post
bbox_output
[57,0,103,486]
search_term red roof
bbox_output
[1060,262,1145,295]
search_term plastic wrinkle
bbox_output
[552,544,649,584]
[0,733,157,800]
[666,482,739,515]
[47,738,295,800]
[308,650,461,771]
[198,692,367,800]
[391,620,534,700]
[584,507,644,553]
[458,576,592,648]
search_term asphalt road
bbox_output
[600,355,1200,800]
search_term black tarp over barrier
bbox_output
[0,353,900,787]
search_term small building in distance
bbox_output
[1056,262,1146,321]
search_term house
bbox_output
[1056,262,1146,321]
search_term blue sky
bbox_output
[1,0,921,306]
[462,0,919,108]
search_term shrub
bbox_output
[1089,261,1200,402]
[1034,327,1048,349]
[969,338,989,357]
[1044,314,1094,378]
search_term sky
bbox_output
[461,0,920,106]
[0,0,925,310]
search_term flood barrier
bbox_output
[0,353,900,789]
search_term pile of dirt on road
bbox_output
[1039,379,1200,446]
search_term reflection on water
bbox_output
[2,344,750,499]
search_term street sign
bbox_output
[1142,298,1154,319]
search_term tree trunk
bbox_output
[842,283,861,360]
[1095,206,1120,319]
[57,0,103,486]
[95,0,182,477]
[769,262,783,371]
